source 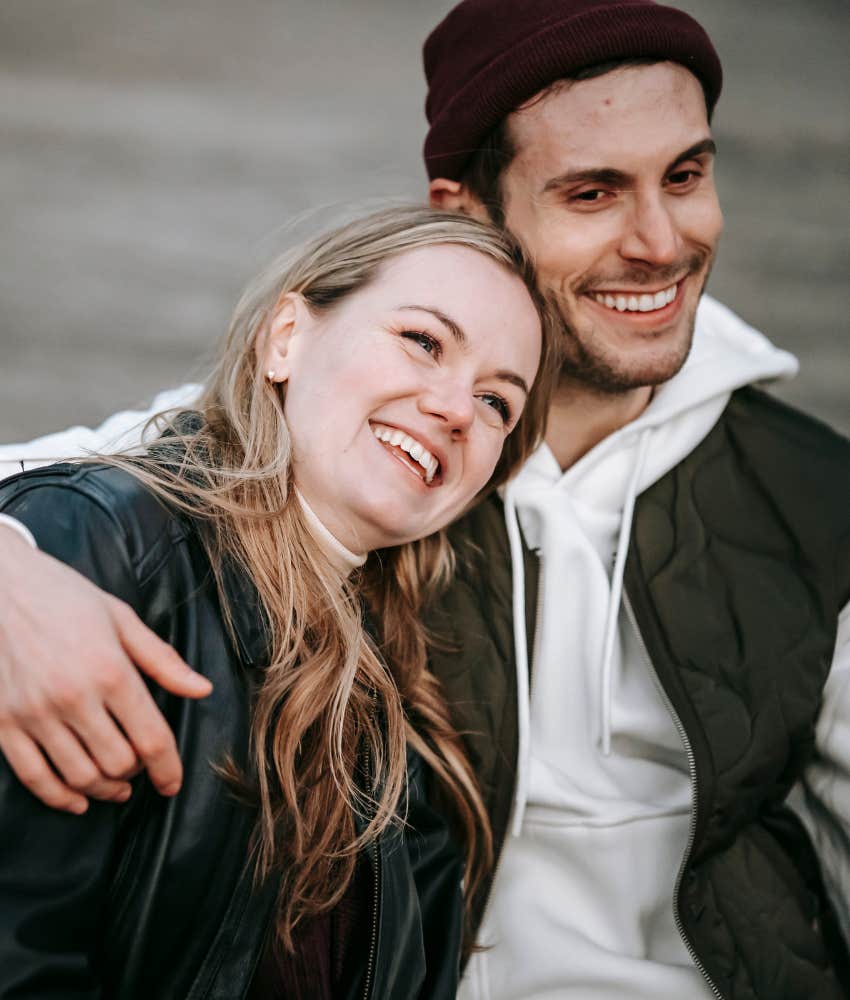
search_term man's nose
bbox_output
[619,192,682,267]
[418,379,476,436]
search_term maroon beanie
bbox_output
[423,0,722,180]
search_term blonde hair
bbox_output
[107,206,558,952]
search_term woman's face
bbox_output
[266,244,542,554]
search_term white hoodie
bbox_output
[459,296,850,999]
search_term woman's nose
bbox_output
[418,380,476,436]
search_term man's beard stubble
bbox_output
[553,250,714,397]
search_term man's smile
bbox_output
[581,277,689,330]
[589,281,679,314]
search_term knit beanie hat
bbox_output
[423,0,722,180]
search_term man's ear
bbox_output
[429,178,491,223]
[258,292,307,383]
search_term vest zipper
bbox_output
[622,591,724,1000]
[468,554,546,965]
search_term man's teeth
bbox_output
[592,283,678,313]
[371,424,439,484]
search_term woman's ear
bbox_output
[259,292,306,383]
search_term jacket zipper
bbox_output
[622,591,724,1000]
[360,750,380,1000]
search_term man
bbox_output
[1,1,849,997]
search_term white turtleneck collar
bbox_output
[294,487,367,575]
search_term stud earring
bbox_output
[266,369,276,381]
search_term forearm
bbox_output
[0,383,203,481]
[0,514,38,548]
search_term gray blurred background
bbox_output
[1,0,848,441]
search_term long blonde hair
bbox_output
[108,206,558,952]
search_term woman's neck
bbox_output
[294,488,367,575]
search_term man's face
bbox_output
[497,62,723,394]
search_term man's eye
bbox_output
[573,189,606,202]
[668,169,700,187]
[402,330,442,357]
[478,392,511,424]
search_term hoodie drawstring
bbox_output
[503,480,533,838]
[599,428,653,756]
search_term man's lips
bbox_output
[583,279,686,326]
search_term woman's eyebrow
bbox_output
[495,371,529,396]
[396,304,528,395]
[397,305,467,346]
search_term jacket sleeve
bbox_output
[0,383,202,482]
[798,600,850,946]
[0,472,144,998]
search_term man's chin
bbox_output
[560,316,697,396]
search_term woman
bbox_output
[0,206,553,999]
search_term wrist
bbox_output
[0,513,38,549]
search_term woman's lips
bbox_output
[370,422,443,487]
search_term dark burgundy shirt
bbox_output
[247,854,370,999]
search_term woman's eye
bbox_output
[478,392,512,424]
[401,330,442,358]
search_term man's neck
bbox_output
[544,380,653,472]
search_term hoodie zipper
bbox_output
[622,592,724,1000]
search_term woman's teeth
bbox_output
[371,423,439,484]
[592,283,678,313]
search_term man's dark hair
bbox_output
[462,58,714,226]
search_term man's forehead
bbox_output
[506,62,710,163]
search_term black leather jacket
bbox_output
[0,463,464,1000]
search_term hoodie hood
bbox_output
[502,295,797,835]
[515,295,798,505]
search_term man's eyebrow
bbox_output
[665,138,716,174]
[541,137,717,195]
[397,305,467,346]
[542,166,629,194]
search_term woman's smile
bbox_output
[370,421,443,486]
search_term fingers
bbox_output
[0,542,203,810]
[67,701,142,781]
[26,716,133,803]
[109,597,212,698]
[101,663,185,796]
[0,726,88,814]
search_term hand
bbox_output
[0,526,212,812]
